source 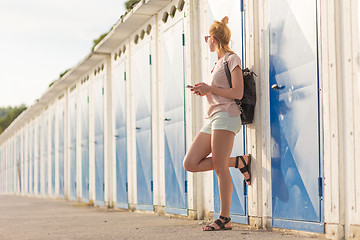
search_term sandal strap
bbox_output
[214,219,225,229]
[239,156,249,174]
[219,215,231,224]
[205,225,215,230]
[235,156,239,169]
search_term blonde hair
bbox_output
[209,16,234,54]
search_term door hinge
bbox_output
[103,183,105,192]
[126,182,128,192]
[102,87,104,95]
[124,72,126,81]
[182,33,185,46]
[149,55,152,65]
[185,180,187,193]
[318,177,323,197]
[151,180,153,191]
[87,96,89,103]
[241,0,244,12]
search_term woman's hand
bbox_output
[191,83,211,96]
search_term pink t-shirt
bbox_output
[205,52,242,118]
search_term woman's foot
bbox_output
[202,216,232,231]
[235,154,251,186]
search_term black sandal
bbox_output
[235,154,251,185]
[203,215,232,231]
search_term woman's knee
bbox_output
[212,156,228,175]
[183,155,195,172]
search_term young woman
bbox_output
[183,16,251,231]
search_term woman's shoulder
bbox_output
[227,52,241,61]
[226,52,242,68]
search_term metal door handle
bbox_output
[94,141,98,144]
[164,118,171,121]
[136,127,141,130]
[271,84,284,90]
[115,134,119,138]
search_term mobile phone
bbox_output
[186,85,194,89]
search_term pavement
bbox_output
[0,195,326,240]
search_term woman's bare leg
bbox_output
[202,130,235,230]
[212,130,235,222]
[183,132,212,172]
[183,132,251,182]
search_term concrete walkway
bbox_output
[0,195,326,240]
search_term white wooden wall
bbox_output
[0,0,359,239]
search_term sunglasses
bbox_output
[204,35,211,43]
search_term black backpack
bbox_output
[224,57,257,125]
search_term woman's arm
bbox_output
[193,65,244,99]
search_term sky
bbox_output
[0,0,126,107]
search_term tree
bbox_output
[0,105,27,134]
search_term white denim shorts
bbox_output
[200,112,242,135]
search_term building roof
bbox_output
[0,0,171,144]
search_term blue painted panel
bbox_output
[94,76,104,204]
[43,114,48,196]
[37,123,41,194]
[27,128,30,193]
[51,111,55,195]
[31,124,35,194]
[162,19,187,214]
[81,87,90,202]
[22,132,25,194]
[17,135,22,193]
[208,0,247,222]
[69,95,77,201]
[58,103,65,198]
[273,218,324,233]
[134,42,153,208]
[269,0,322,228]
[114,61,128,208]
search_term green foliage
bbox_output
[125,0,141,11]
[92,32,109,52]
[59,68,71,79]
[48,68,72,88]
[0,107,11,119]
[49,79,57,88]
[0,105,27,134]
[91,0,141,52]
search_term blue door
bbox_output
[51,110,55,195]
[94,75,105,206]
[31,124,35,194]
[269,0,323,232]
[69,94,77,201]
[114,61,128,209]
[134,42,153,211]
[81,86,90,202]
[37,122,41,194]
[58,103,65,198]
[162,19,187,215]
[27,128,30,194]
[22,131,25,194]
[17,135,22,193]
[43,114,48,196]
[208,0,248,223]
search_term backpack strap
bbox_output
[223,52,234,88]
[223,54,242,109]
